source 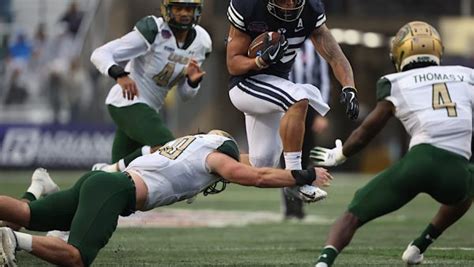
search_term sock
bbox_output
[26,182,43,200]
[412,224,442,253]
[21,192,37,202]
[141,145,151,155]
[284,151,302,170]
[117,160,126,172]
[14,231,33,252]
[316,245,339,266]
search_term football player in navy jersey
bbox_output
[226,0,359,202]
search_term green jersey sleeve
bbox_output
[376,77,392,101]
[216,140,240,161]
[135,16,159,45]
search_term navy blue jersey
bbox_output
[227,0,326,88]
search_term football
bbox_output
[247,31,281,58]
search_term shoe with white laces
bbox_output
[284,185,327,203]
[91,163,118,172]
[0,227,17,267]
[402,242,424,265]
[31,168,59,197]
[46,230,70,242]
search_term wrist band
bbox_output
[291,168,316,186]
[255,57,268,70]
[108,65,129,80]
[342,86,357,92]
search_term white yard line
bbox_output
[118,208,332,228]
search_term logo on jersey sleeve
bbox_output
[295,18,304,32]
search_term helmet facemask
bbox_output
[390,21,444,72]
[161,0,203,30]
[267,0,305,22]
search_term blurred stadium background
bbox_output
[0,1,474,266]
[0,0,474,171]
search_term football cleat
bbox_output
[31,168,59,197]
[0,227,17,267]
[46,231,70,242]
[284,185,327,203]
[402,242,424,265]
[91,163,117,172]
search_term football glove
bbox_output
[340,86,359,120]
[310,139,347,167]
[258,35,288,66]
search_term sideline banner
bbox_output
[0,124,115,169]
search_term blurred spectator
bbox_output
[60,1,84,36]
[0,0,12,23]
[67,57,94,122]
[8,32,32,62]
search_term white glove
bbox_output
[310,139,347,166]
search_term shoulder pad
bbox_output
[216,140,240,161]
[134,16,159,45]
[307,0,326,13]
[376,77,392,101]
[227,0,257,32]
[195,26,212,54]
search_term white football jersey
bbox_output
[378,65,474,159]
[91,16,212,112]
[125,134,239,210]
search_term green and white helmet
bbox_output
[161,0,203,30]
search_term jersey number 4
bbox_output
[432,83,457,117]
[153,63,186,87]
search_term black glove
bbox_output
[340,86,359,120]
[259,35,288,66]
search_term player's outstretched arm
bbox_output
[207,152,333,188]
[311,100,395,166]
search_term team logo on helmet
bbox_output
[267,0,305,22]
[390,21,444,72]
[161,0,203,30]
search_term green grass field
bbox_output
[1,170,473,266]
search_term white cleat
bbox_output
[46,230,70,242]
[91,163,117,172]
[284,185,327,203]
[402,242,424,265]
[315,263,328,267]
[0,227,17,267]
[32,168,59,197]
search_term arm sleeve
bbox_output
[90,30,148,76]
[177,77,201,102]
[376,77,398,107]
[227,0,248,32]
[309,0,327,28]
